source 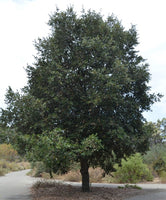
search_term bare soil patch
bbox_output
[32,181,149,200]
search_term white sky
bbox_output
[0,0,166,122]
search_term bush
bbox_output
[0,160,19,175]
[31,162,49,177]
[113,153,153,183]
[0,143,30,176]
[143,144,166,175]
[0,167,6,176]
[0,144,18,161]
[159,171,166,183]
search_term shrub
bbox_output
[0,159,20,172]
[31,162,48,177]
[143,144,166,175]
[0,159,30,176]
[7,162,20,171]
[159,171,166,183]
[0,144,18,161]
[113,153,153,183]
[0,167,6,176]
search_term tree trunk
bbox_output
[80,159,90,192]
[49,170,53,179]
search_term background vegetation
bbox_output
[1,118,166,184]
[0,143,30,176]
[28,118,166,184]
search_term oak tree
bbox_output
[0,8,160,191]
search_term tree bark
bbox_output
[80,159,90,192]
[49,170,53,179]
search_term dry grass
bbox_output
[0,143,30,176]
[17,161,31,170]
[62,170,82,182]
[159,171,166,183]
[0,160,30,176]
[32,181,148,200]
[40,167,105,183]
[89,167,104,183]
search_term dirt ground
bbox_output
[32,181,151,200]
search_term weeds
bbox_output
[0,159,30,176]
[0,143,30,176]
[159,171,166,183]
[0,144,18,161]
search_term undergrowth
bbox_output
[0,143,30,176]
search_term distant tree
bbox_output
[0,87,46,135]
[0,8,161,192]
[144,118,166,146]
[143,143,166,175]
[0,124,17,145]
[158,118,166,140]
[144,122,162,145]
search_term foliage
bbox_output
[157,118,166,140]
[113,153,153,183]
[27,129,103,177]
[144,118,166,146]
[143,143,166,175]
[0,144,18,161]
[30,162,48,177]
[159,171,166,183]
[0,159,29,176]
[0,7,160,191]
[0,126,17,145]
[0,87,46,135]
[27,129,76,175]
[0,167,6,176]
[0,143,30,176]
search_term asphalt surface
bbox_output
[122,183,166,200]
[96,183,166,200]
[126,190,166,200]
[0,169,35,200]
[65,181,166,190]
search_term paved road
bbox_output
[126,190,166,200]
[94,183,166,200]
[0,169,36,200]
[65,181,166,189]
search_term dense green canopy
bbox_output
[0,8,160,191]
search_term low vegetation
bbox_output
[30,145,166,185]
[0,143,18,161]
[31,148,166,199]
[113,153,153,183]
[0,143,30,176]
[143,143,166,182]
